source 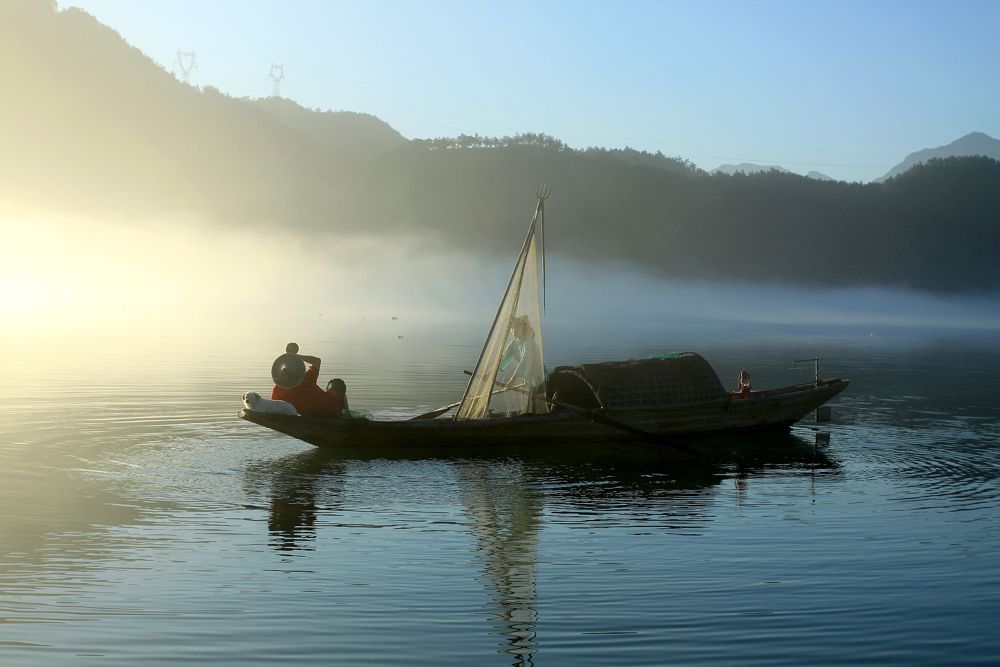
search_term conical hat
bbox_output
[271,353,306,389]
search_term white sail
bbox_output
[456,194,549,420]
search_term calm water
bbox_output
[2,322,999,665]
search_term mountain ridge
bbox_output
[253,97,406,157]
[879,132,1000,182]
[3,0,999,293]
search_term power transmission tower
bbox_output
[175,50,196,84]
[270,63,285,97]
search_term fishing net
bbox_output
[456,198,549,420]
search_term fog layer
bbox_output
[5,207,997,356]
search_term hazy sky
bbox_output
[59,0,1000,181]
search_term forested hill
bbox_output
[4,0,1000,293]
[879,132,1000,182]
[371,148,1000,292]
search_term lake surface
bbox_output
[2,321,999,665]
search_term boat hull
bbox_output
[239,379,849,452]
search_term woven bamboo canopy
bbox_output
[547,353,727,410]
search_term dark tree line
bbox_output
[412,132,572,151]
[366,147,1000,292]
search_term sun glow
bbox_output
[0,206,494,353]
[1,208,292,349]
[3,209,203,338]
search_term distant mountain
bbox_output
[879,132,1000,181]
[1,0,393,222]
[254,97,406,157]
[806,171,833,181]
[4,1,1000,293]
[712,163,791,176]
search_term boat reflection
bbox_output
[243,452,347,552]
[243,430,837,664]
[455,459,542,662]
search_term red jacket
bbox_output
[271,365,344,417]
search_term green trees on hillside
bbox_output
[372,146,1000,292]
[413,133,571,151]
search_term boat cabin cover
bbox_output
[547,353,728,410]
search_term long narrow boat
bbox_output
[239,354,848,450]
[238,380,847,449]
[239,188,848,453]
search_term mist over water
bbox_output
[4,208,998,355]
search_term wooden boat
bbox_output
[239,188,848,454]
[239,352,848,452]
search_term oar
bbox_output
[410,400,462,421]
[463,371,699,457]
[544,394,698,457]
[410,381,526,421]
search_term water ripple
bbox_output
[2,339,1000,665]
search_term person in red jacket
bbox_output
[271,343,345,417]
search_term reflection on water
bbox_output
[244,452,348,552]
[1,333,999,665]
[239,430,835,666]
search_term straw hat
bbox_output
[271,353,306,389]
